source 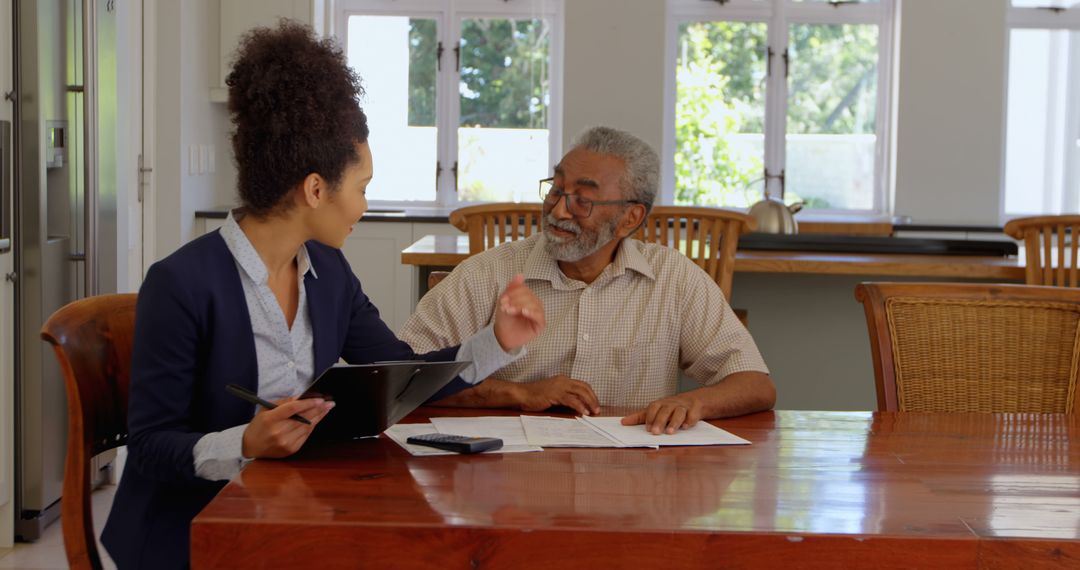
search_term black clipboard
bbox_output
[300,360,472,439]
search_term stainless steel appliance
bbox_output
[12,0,117,540]
[748,196,803,235]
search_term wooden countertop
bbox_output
[401,235,1027,280]
[191,408,1080,569]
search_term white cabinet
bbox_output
[213,0,326,101]
[340,222,417,334]
[412,222,464,241]
[202,217,226,235]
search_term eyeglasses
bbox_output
[538,178,642,218]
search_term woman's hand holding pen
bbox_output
[241,397,335,458]
[493,274,546,352]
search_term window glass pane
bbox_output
[346,15,437,201]
[1004,29,1079,215]
[458,18,551,202]
[786,24,879,210]
[674,21,768,207]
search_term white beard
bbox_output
[542,213,619,262]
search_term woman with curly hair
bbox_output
[100,21,545,569]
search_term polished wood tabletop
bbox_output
[191,408,1080,569]
[401,234,1027,280]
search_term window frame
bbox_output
[334,0,564,208]
[662,0,896,216]
[1002,2,1080,219]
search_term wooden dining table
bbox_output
[191,408,1080,569]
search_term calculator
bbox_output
[406,433,504,454]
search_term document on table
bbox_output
[579,416,751,447]
[383,423,542,456]
[429,416,543,451]
[519,416,657,448]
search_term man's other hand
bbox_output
[516,375,600,417]
[620,394,703,435]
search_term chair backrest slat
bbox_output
[1071,225,1079,287]
[1057,224,1066,286]
[705,219,721,282]
[1044,228,1054,285]
[1004,216,1080,288]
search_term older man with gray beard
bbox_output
[400,127,774,433]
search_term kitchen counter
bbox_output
[401,235,1026,280]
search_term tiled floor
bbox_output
[0,485,117,570]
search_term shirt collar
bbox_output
[221,209,318,284]
[524,233,655,288]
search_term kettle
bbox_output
[748,196,803,234]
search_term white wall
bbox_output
[151,0,233,262]
[116,0,142,292]
[149,0,1022,258]
[893,0,1009,225]
[562,0,666,153]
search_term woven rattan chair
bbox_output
[855,282,1080,413]
[427,270,451,293]
[40,294,138,570]
[1004,215,1080,287]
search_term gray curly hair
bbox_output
[571,126,660,213]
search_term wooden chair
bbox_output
[449,203,543,256]
[634,206,755,301]
[1004,215,1080,287]
[427,270,451,293]
[855,282,1080,413]
[449,203,755,300]
[40,294,138,570]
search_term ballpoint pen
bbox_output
[225,383,312,425]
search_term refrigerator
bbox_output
[11,0,117,540]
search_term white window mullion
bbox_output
[1003,3,1080,217]
[872,1,895,215]
[1064,36,1080,213]
[764,1,788,201]
[1044,33,1065,214]
[439,11,461,207]
[547,9,565,181]
[661,6,680,207]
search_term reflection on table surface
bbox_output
[193,409,1080,569]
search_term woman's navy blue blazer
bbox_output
[100,231,460,569]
